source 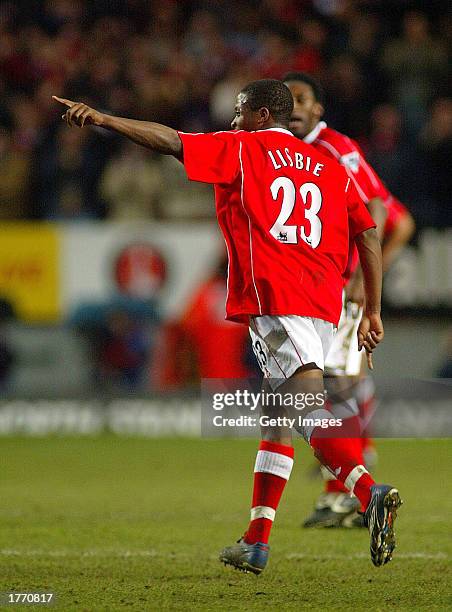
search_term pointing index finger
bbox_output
[52,96,75,108]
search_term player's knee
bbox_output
[293,362,323,377]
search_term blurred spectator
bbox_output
[156,254,258,389]
[183,11,228,83]
[323,54,369,136]
[179,255,257,379]
[9,95,42,153]
[158,156,214,220]
[347,12,380,62]
[40,0,86,32]
[366,104,413,197]
[70,297,159,392]
[0,127,30,218]
[97,309,150,392]
[418,98,452,227]
[210,64,257,129]
[35,124,89,218]
[253,31,294,78]
[100,142,164,219]
[31,122,109,219]
[380,11,448,133]
[292,17,327,75]
[261,0,300,25]
[224,3,262,58]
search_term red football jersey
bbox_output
[384,196,410,234]
[178,128,375,326]
[304,122,390,204]
[304,122,409,277]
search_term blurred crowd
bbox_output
[0,0,450,226]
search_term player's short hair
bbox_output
[240,79,294,125]
[282,72,325,106]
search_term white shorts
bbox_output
[249,315,336,390]
[324,301,363,376]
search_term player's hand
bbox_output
[52,96,104,128]
[357,312,384,370]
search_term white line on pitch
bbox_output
[0,549,448,560]
[286,552,448,560]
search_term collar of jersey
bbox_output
[257,127,294,136]
[303,121,327,144]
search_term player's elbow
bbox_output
[356,227,379,248]
[355,227,382,261]
[157,130,183,158]
[397,212,416,243]
[169,132,183,159]
[367,197,388,228]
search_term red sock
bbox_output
[244,440,294,545]
[353,472,375,509]
[326,479,348,494]
[323,438,365,494]
[311,433,374,509]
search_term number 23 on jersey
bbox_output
[270,178,322,248]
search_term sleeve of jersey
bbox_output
[346,178,377,237]
[178,131,241,185]
[338,139,388,203]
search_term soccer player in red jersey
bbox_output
[53,80,401,573]
[283,72,414,527]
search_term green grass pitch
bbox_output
[0,437,451,610]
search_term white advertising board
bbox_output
[59,221,223,319]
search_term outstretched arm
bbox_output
[52,96,182,159]
[354,227,384,369]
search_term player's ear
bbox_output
[259,106,270,124]
[314,101,324,119]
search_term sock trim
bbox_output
[344,465,369,492]
[250,505,276,521]
[254,450,293,480]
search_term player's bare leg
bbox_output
[220,361,401,573]
[287,367,402,567]
[219,378,294,574]
[220,365,326,574]
[220,365,359,573]
[302,300,379,529]
[303,372,380,530]
[303,374,364,528]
